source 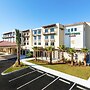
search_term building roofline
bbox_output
[22,29,30,32]
[64,22,87,27]
[42,24,56,28]
[3,32,13,35]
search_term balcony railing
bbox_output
[43,31,57,35]
[2,36,15,39]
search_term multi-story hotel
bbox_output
[64,22,90,49]
[1,22,90,56]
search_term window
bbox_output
[74,28,77,31]
[24,43,26,45]
[38,30,41,34]
[24,33,26,35]
[34,36,36,40]
[50,28,54,32]
[50,35,54,39]
[51,42,54,46]
[27,42,29,45]
[45,35,48,39]
[34,30,37,34]
[45,29,48,33]
[38,42,41,45]
[34,42,37,45]
[38,36,41,40]
[45,42,48,46]
[68,29,70,32]
[27,33,28,35]
[71,28,73,32]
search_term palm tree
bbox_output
[45,46,53,64]
[67,48,76,66]
[15,29,21,65]
[81,48,88,66]
[58,45,66,63]
[32,47,38,61]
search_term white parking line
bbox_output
[37,70,44,74]
[46,73,55,78]
[9,70,37,82]
[77,85,88,90]
[69,83,76,90]
[29,67,35,70]
[41,77,59,90]
[17,73,46,90]
[59,79,70,84]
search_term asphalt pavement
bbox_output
[0,58,90,90]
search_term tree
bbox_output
[32,47,38,61]
[81,48,88,66]
[67,48,76,66]
[58,45,66,63]
[15,29,21,66]
[45,46,54,64]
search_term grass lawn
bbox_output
[28,60,90,80]
[3,64,28,74]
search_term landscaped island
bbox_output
[28,59,90,80]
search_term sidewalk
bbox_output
[21,58,90,88]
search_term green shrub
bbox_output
[26,51,33,58]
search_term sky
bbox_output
[0,0,90,40]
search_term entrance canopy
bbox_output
[0,41,17,54]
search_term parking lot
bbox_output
[3,66,89,90]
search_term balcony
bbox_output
[43,31,57,35]
[2,36,15,39]
[50,39,55,42]
[44,39,49,42]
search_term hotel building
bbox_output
[64,22,90,49]
[1,22,90,56]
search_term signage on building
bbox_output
[65,32,80,37]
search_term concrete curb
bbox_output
[21,58,90,88]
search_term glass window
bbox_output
[71,28,73,32]
[38,36,41,40]
[24,43,26,45]
[38,30,41,34]
[50,28,54,32]
[34,42,37,45]
[24,33,26,35]
[74,28,77,31]
[45,42,48,46]
[45,29,48,33]
[27,33,28,35]
[38,42,41,45]
[51,42,54,46]
[68,29,70,32]
[34,36,36,40]
[45,35,48,39]
[50,35,54,39]
[34,30,37,34]
[27,42,29,45]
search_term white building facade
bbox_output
[64,22,90,50]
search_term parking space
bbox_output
[4,66,90,90]
[72,84,90,90]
